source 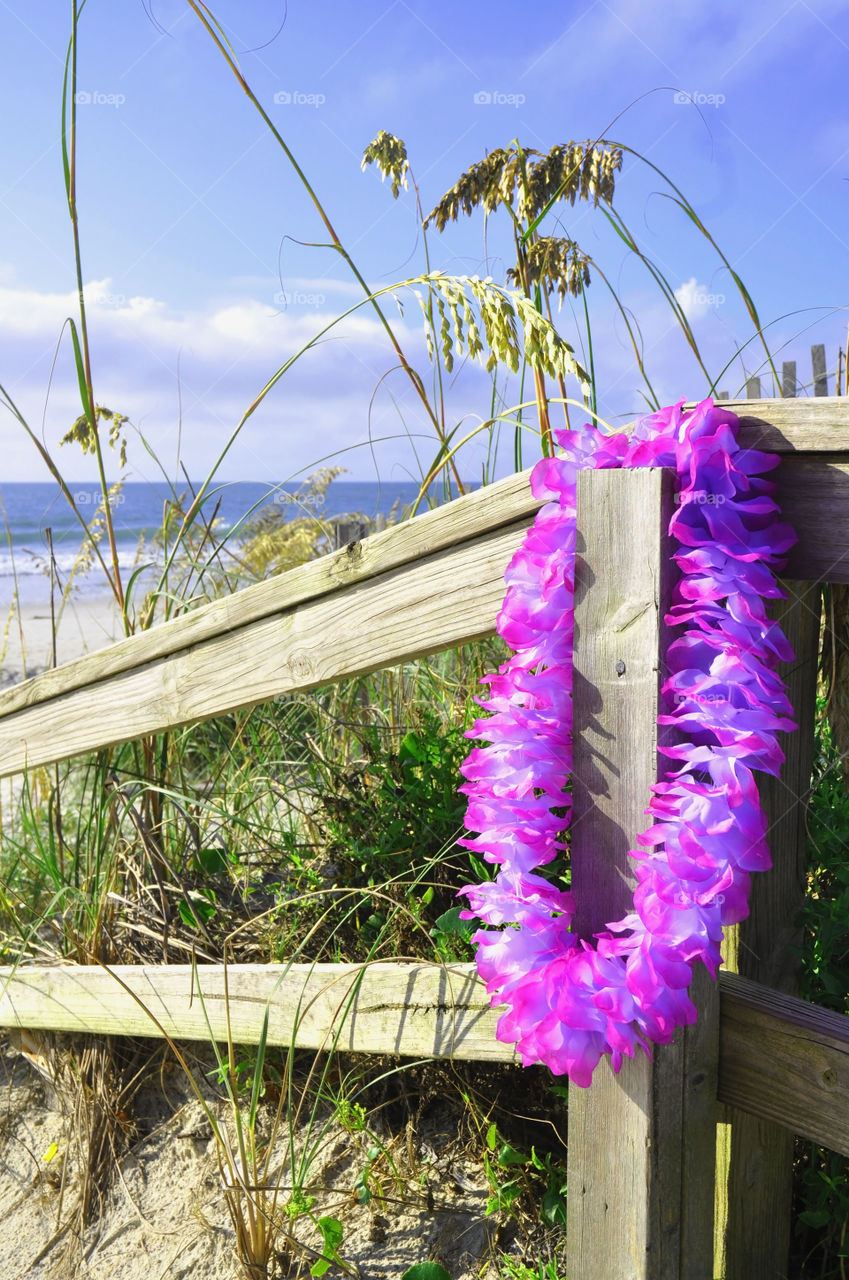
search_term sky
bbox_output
[0,0,847,485]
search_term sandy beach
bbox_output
[1,593,124,688]
[0,594,124,820]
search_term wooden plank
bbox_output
[3,401,849,728]
[2,959,849,1155]
[812,343,828,396]
[3,404,849,777]
[567,467,717,1280]
[2,400,848,729]
[0,961,515,1062]
[0,469,541,719]
[777,458,849,582]
[719,396,849,451]
[746,375,762,398]
[782,361,797,398]
[716,581,820,1279]
[0,520,530,776]
[719,972,849,1157]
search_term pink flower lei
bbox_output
[457,399,797,1087]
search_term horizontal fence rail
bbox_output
[0,520,527,775]
[1,399,849,778]
[1,961,848,1156]
[0,961,516,1063]
[718,972,849,1155]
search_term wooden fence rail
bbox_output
[2,963,848,1156]
[2,398,849,778]
[3,395,849,1278]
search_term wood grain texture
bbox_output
[718,396,849,451]
[719,972,849,1157]
[779,459,849,583]
[567,468,717,1280]
[0,520,530,776]
[0,961,517,1062]
[2,957,848,1153]
[716,582,821,1280]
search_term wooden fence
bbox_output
[2,395,849,1279]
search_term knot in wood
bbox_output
[288,651,314,683]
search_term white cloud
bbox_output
[0,270,772,486]
[0,276,491,484]
[674,276,727,320]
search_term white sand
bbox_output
[1,594,123,687]
[0,594,124,821]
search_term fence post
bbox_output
[715,583,820,1278]
[716,366,821,1277]
[566,467,718,1280]
[812,343,828,396]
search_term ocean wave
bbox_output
[0,547,149,580]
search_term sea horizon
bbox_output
[0,478,477,607]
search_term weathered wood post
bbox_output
[715,362,822,1278]
[715,582,819,1278]
[566,467,719,1279]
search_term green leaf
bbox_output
[798,1208,831,1228]
[433,906,474,938]
[399,731,427,764]
[178,896,216,929]
[311,1216,344,1277]
[401,1265,453,1280]
[542,1185,568,1227]
[497,1142,527,1167]
[196,845,229,874]
[68,319,95,428]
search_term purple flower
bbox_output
[458,399,796,1085]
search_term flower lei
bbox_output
[457,399,797,1087]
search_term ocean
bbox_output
[0,478,461,607]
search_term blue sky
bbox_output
[0,0,846,484]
